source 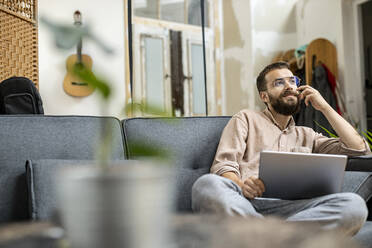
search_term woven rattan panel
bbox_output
[0,0,39,87]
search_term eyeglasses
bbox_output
[271,76,301,88]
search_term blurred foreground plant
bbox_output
[42,16,174,167]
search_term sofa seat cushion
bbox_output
[342,171,372,201]
[175,168,210,212]
[26,159,95,221]
[26,159,125,221]
[354,221,372,248]
[0,160,29,223]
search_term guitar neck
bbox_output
[74,10,83,64]
[77,39,83,63]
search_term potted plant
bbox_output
[41,16,175,248]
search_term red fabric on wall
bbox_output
[322,64,341,115]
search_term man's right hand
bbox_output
[221,172,265,200]
[241,176,265,200]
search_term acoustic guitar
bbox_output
[63,10,95,97]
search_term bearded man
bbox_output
[192,62,371,235]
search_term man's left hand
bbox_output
[297,85,330,112]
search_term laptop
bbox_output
[258,150,347,200]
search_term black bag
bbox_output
[0,77,44,114]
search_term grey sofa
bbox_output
[1,115,372,247]
[123,117,372,247]
[0,115,125,223]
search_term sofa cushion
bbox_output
[354,221,372,248]
[347,155,372,172]
[122,117,230,212]
[175,167,210,212]
[26,159,93,221]
[0,116,125,161]
[26,159,128,221]
[0,160,29,223]
[342,171,372,201]
[0,116,125,223]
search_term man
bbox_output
[192,62,371,235]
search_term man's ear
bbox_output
[260,91,269,104]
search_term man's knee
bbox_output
[191,174,240,213]
[193,174,228,201]
[337,193,368,234]
[193,174,229,191]
[193,174,220,188]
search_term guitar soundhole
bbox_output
[72,82,88,86]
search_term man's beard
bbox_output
[268,90,301,116]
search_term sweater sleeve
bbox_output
[210,115,248,178]
[312,131,371,156]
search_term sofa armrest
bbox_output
[342,171,372,202]
[346,155,372,172]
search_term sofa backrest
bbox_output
[0,115,125,223]
[2,114,370,223]
[122,116,231,212]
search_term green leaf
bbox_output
[362,131,372,143]
[72,63,111,99]
[367,140,372,151]
[40,16,113,54]
[314,121,338,138]
[365,130,372,139]
[367,130,372,137]
[128,142,170,159]
[123,102,173,118]
[361,131,372,150]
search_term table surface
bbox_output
[0,214,360,248]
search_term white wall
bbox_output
[251,0,298,110]
[340,0,369,130]
[296,0,343,46]
[223,0,298,115]
[38,0,126,117]
[223,0,254,115]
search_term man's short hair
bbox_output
[256,61,290,92]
